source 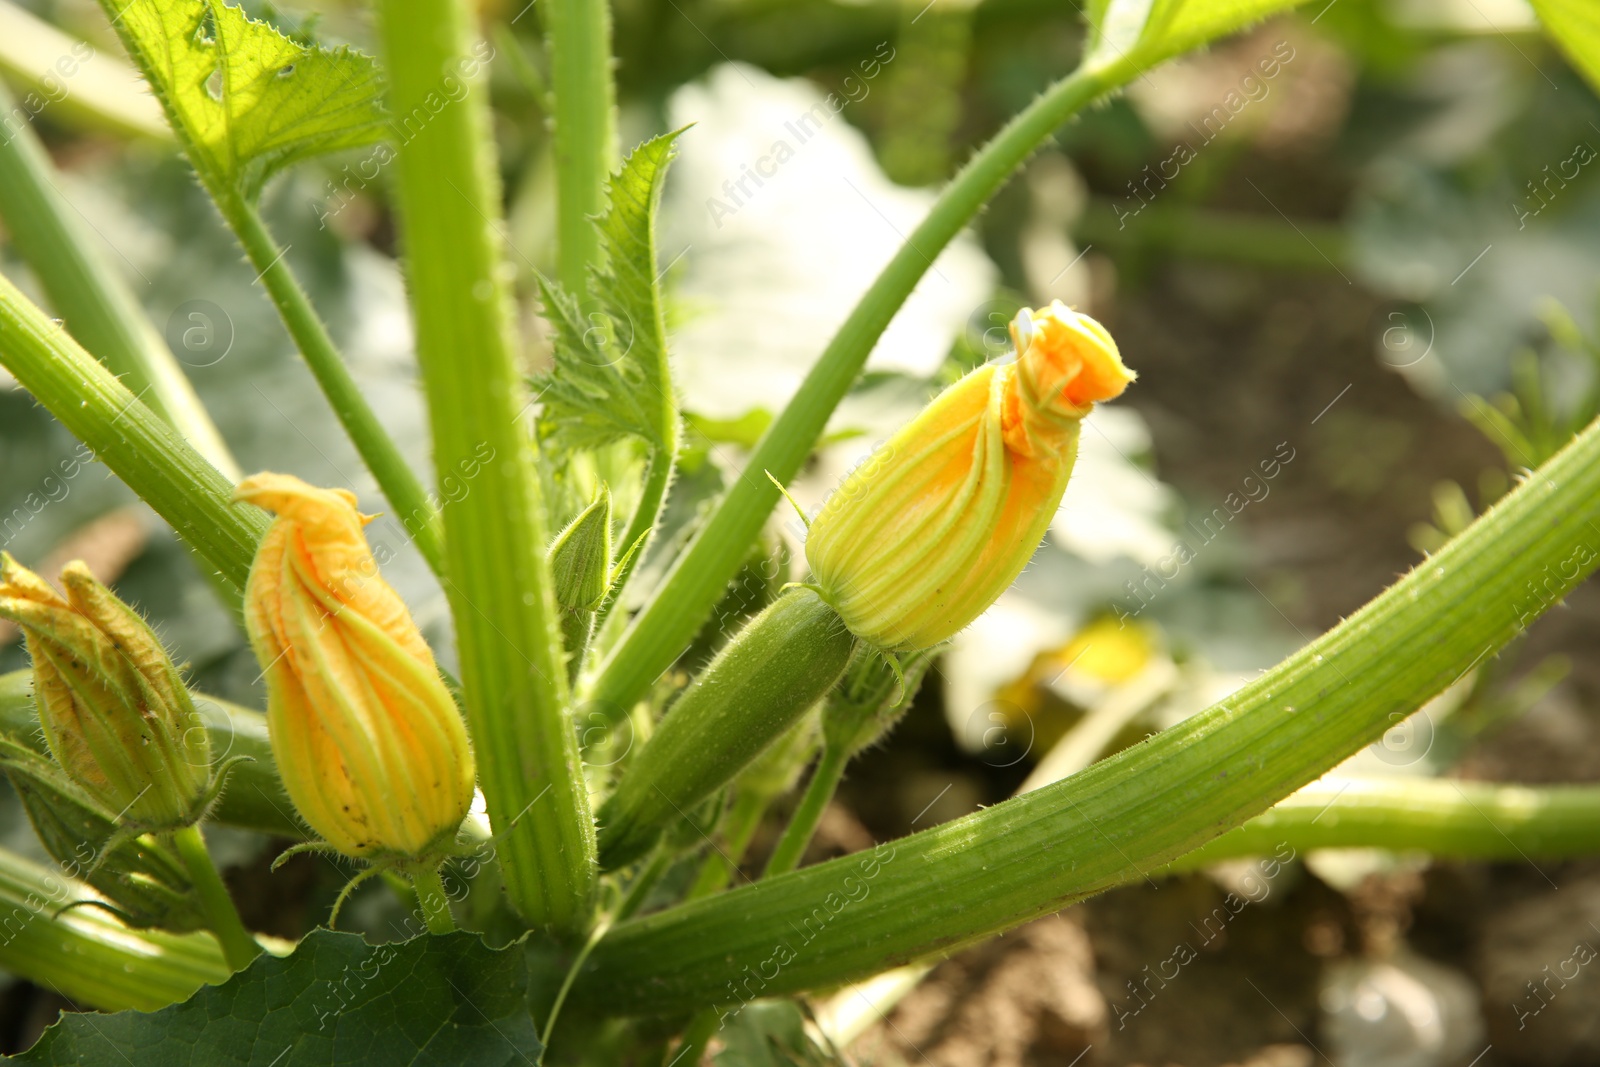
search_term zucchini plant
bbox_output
[0,0,1595,1062]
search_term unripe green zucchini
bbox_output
[596,588,855,869]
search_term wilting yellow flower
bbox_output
[0,554,210,831]
[236,473,474,861]
[806,302,1134,650]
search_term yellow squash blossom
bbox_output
[805,301,1134,650]
[0,554,211,831]
[235,473,474,861]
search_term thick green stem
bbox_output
[0,271,265,603]
[596,589,855,869]
[171,824,261,972]
[218,194,444,576]
[545,0,615,294]
[0,845,229,1011]
[763,745,848,878]
[1168,777,1600,872]
[588,63,1112,716]
[412,866,457,934]
[572,415,1600,1014]
[0,670,299,837]
[376,0,595,933]
[0,82,236,479]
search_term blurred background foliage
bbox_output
[0,0,1599,1061]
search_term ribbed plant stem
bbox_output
[763,745,848,878]
[375,0,595,933]
[1168,778,1600,871]
[0,81,237,479]
[219,195,444,576]
[0,271,265,601]
[171,824,260,972]
[588,63,1112,717]
[0,846,229,1011]
[546,0,615,295]
[412,866,457,934]
[573,414,1600,1014]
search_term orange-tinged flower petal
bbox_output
[236,473,474,860]
[806,305,1132,651]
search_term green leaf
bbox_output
[534,276,661,451]
[536,131,683,452]
[10,930,545,1065]
[714,1002,842,1067]
[98,0,387,198]
[1085,0,1313,76]
[1528,0,1600,94]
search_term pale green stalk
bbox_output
[170,823,261,971]
[0,272,264,603]
[545,0,615,295]
[217,194,444,575]
[375,0,595,933]
[0,845,230,1011]
[0,81,236,479]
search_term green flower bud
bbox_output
[0,554,210,832]
[550,488,613,680]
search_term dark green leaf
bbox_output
[10,929,544,1065]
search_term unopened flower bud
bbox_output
[0,554,210,831]
[806,302,1134,650]
[235,473,475,861]
[550,489,613,679]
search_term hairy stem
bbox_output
[545,0,615,294]
[0,81,236,479]
[0,272,265,603]
[219,195,444,576]
[412,866,457,934]
[376,0,595,933]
